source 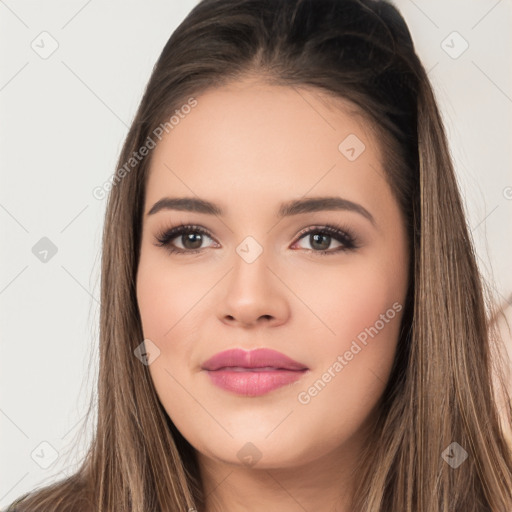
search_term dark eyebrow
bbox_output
[278,196,375,225]
[147,196,375,226]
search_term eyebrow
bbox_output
[147,196,376,225]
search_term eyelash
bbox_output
[154,222,359,256]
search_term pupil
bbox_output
[184,233,202,249]
[311,233,330,251]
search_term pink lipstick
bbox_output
[201,348,309,396]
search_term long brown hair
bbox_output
[6,0,512,510]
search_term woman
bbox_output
[6,0,512,510]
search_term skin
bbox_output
[136,77,410,512]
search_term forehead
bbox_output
[144,79,391,219]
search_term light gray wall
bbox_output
[1,0,510,507]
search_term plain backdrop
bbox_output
[1,0,511,507]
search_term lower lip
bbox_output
[204,368,308,396]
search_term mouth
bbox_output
[201,348,309,396]
[214,366,299,372]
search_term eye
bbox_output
[291,223,358,255]
[154,224,218,255]
[154,222,359,256]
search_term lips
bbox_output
[201,348,309,396]
[201,348,308,372]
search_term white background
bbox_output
[1,0,511,507]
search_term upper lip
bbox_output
[201,348,308,371]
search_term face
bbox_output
[135,78,409,472]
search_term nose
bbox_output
[218,248,290,328]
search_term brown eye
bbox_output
[305,232,339,251]
[292,225,358,255]
[154,225,217,255]
[180,232,205,250]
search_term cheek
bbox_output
[135,251,215,399]
[135,255,206,428]
[290,255,407,452]
[136,252,206,344]
[290,274,404,459]
[291,249,406,351]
